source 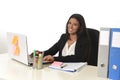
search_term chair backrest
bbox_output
[87,28,99,66]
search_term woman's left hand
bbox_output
[43,55,54,62]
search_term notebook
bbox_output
[49,62,87,72]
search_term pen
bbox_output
[60,64,67,68]
[33,50,35,57]
[33,50,37,69]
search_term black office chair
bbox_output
[87,28,99,66]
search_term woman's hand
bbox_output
[30,50,54,62]
[43,55,54,62]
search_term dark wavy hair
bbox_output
[66,14,87,39]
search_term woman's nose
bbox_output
[69,24,74,28]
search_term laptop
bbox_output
[7,32,33,66]
[7,32,51,66]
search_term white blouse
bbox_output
[62,41,76,56]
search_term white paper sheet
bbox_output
[112,32,120,48]
[99,31,110,45]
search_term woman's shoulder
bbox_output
[78,29,88,38]
[59,33,67,40]
[60,33,67,38]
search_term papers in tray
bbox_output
[49,62,87,72]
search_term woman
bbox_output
[42,14,91,63]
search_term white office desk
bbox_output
[0,53,107,80]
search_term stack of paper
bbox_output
[49,62,87,72]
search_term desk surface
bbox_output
[0,53,107,80]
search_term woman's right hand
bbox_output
[30,50,54,62]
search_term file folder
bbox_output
[108,28,120,80]
[98,27,111,78]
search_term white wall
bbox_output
[0,0,120,53]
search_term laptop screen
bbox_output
[7,32,29,65]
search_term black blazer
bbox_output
[44,30,90,63]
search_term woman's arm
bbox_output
[44,34,65,56]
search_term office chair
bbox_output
[87,28,99,66]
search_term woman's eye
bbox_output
[73,24,78,27]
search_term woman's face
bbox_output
[67,18,80,35]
